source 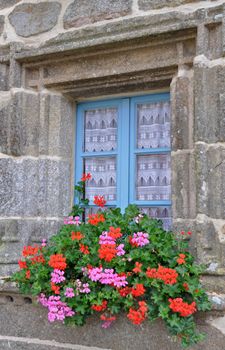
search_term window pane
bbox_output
[136,154,171,201]
[84,107,118,152]
[139,207,172,231]
[137,101,170,149]
[84,157,116,202]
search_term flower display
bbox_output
[12,176,211,349]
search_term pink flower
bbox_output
[131,232,149,247]
[116,244,125,256]
[64,216,81,226]
[51,269,65,284]
[41,239,47,247]
[99,231,115,245]
[64,288,75,298]
[38,294,75,322]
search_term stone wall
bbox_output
[0,0,225,311]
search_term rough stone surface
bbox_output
[171,151,196,219]
[194,61,225,143]
[138,0,199,10]
[171,69,194,150]
[0,303,225,350]
[0,157,71,217]
[9,90,40,156]
[63,0,132,29]
[8,2,61,37]
[0,15,4,36]
[195,143,225,219]
[0,0,21,10]
[0,90,74,157]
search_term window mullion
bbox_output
[118,98,130,212]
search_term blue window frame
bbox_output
[75,93,171,227]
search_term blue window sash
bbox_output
[75,93,171,212]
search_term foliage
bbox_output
[12,174,211,348]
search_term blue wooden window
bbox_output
[75,93,171,229]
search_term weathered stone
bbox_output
[0,92,11,154]
[9,90,40,157]
[138,0,199,10]
[170,68,194,150]
[195,216,222,267]
[0,0,21,10]
[0,157,72,217]
[195,143,225,219]
[194,60,225,143]
[202,276,225,294]
[0,64,9,91]
[0,303,225,350]
[171,151,196,219]
[0,16,4,36]
[63,0,132,29]
[8,2,61,38]
[44,93,74,158]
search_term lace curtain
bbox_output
[83,100,171,230]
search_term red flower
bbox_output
[71,231,84,241]
[31,255,45,265]
[22,245,39,257]
[98,244,116,262]
[51,282,60,294]
[118,287,132,297]
[177,253,186,265]
[146,266,178,285]
[169,298,196,317]
[131,284,146,297]
[93,195,107,207]
[127,301,148,325]
[133,262,142,274]
[108,227,122,239]
[25,270,31,279]
[187,231,192,235]
[48,254,67,270]
[91,300,107,312]
[88,213,105,226]
[81,173,92,182]
[183,283,189,291]
[79,244,90,255]
[18,260,27,269]
[128,235,138,247]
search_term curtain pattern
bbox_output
[84,157,117,202]
[84,108,118,152]
[83,100,171,230]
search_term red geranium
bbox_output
[133,262,142,273]
[177,253,186,265]
[98,244,117,262]
[48,254,67,270]
[93,195,106,207]
[79,244,90,255]
[88,213,105,226]
[18,260,27,269]
[22,245,39,257]
[131,284,146,297]
[108,227,122,239]
[81,173,92,182]
[169,298,196,317]
[91,300,107,312]
[71,231,84,241]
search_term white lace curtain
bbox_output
[83,101,171,230]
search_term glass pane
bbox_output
[139,207,172,231]
[84,157,116,202]
[136,154,171,201]
[84,107,118,152]
[137,100,170,149]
